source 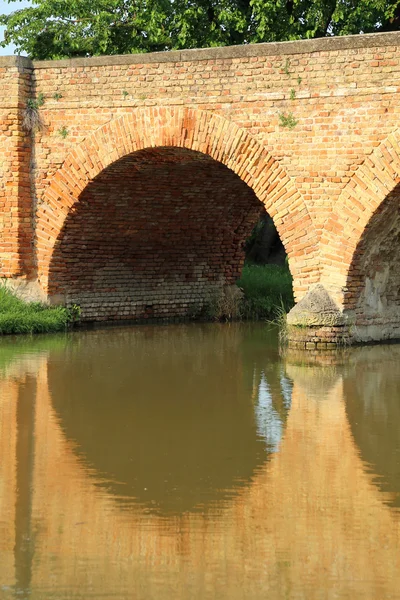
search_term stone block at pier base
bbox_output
[287,284,350,349]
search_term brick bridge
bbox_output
[1,31,400,346]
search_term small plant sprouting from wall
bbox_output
[53,92,63,101]
[279,60,300,126]
[23,93,45,132]
[122,90,129,98]
[279,112,298,129]
[66,303,81,323]
[283,58,291,76]
[35,93,45,108]
[58,126,69,139]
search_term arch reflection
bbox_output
[48,323,291,514]
[343,345,400,507]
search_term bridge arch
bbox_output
[36,107,318,318]
[320,129,400,297]
[319,129,400,340]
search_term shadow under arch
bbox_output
[36,107,319,304]
[343,181,400,340]
[47,146,271,321]
[47,323,293,515]
[320,128,400,305]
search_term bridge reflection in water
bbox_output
[0,325,400,600]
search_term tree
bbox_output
[1,0,400,60]
[0,0,174,58]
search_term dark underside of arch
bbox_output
[344,182,400,340]
[48,147,263,322]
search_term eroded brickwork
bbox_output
[0,32,400,339]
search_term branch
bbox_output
[286,1,294,17]
[321,0,337,36]
[379,4,400,32]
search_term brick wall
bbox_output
[0,32,400,334]
[49,148,261,321]
[0,58,32,277]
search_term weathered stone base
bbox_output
[287,324,351,350]
[287,284,350,349]
[349,322,400,344]
[1,277,47,304]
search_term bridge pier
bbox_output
[286,284,351,349]
[287,324,351,350]
[0,57,34,279]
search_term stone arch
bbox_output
[36,107,319,301]
[319,128,400,306]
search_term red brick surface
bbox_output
[0,33,399,333]
[49,147,261,320]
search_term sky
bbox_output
[0,0,31,55]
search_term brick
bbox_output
[0,35,399,337]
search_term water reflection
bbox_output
[0,325,400,599]
[255,370,292,452]
[14,377,36,599]
[48,324,289,513]
[344,345,400,508]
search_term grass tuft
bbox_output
[237,263,294,321]
[0,286,72,335]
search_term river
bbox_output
[0,322,399,599]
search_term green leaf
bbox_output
[1,0,399,59]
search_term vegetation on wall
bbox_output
[1,0,400,59]
[23,92,45,132]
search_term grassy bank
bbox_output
[237,263,294,320]
[0,263,293,334]
[0,286,72,335]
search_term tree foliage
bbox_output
[1,0,400,59]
